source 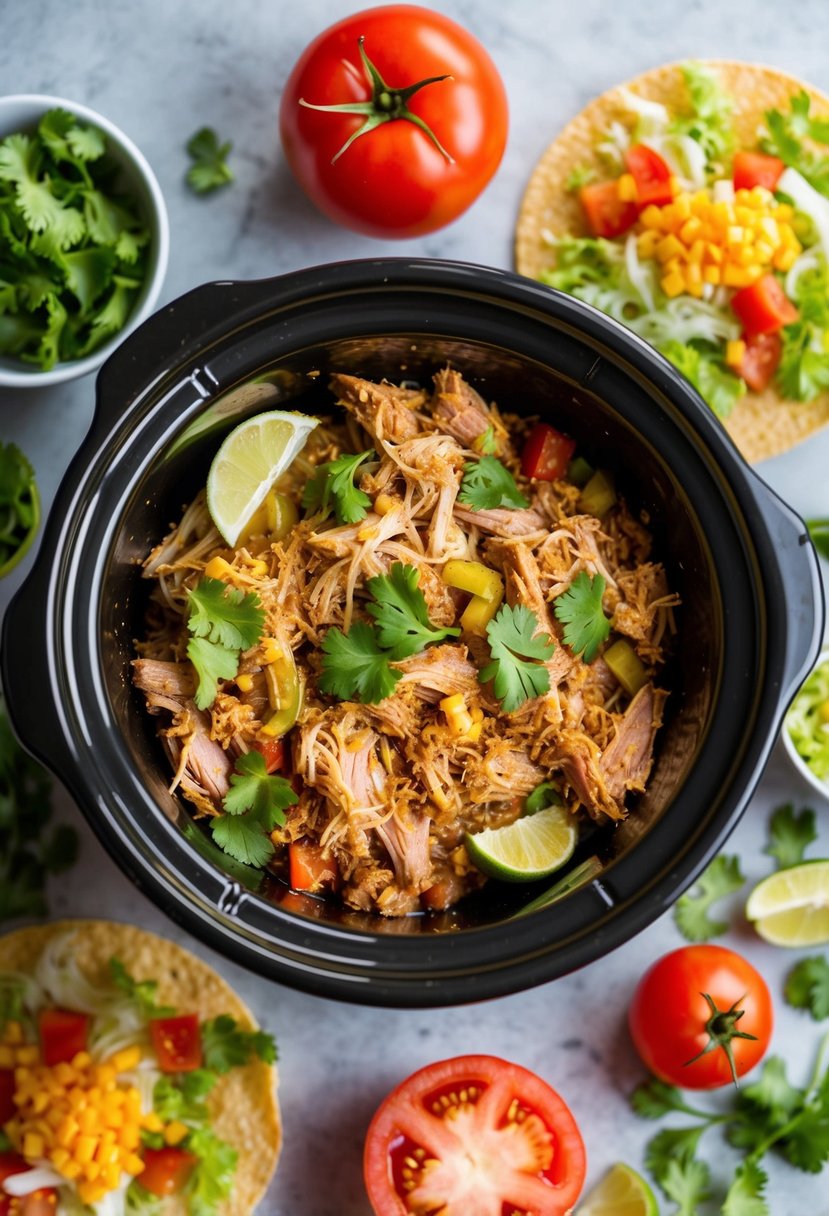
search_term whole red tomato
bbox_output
[279,5,508,238]
[628,945,773,1089]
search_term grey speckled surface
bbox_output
[3,2,829,1213]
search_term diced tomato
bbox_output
[625,143,674,207]
[139,1147,198,1197]
[730,274,799,336]
[16,1193,59,1216]
[0,1070,14,1125]
[521,423,577,482]
[150,1014,203,1073]
[733,150,784,192]
[736,331,782,392]
[0,1153,27,1216]
[38,1008,90,1067]
[253,737,285,774]
[289,840,339,892]
[579,179,638,238]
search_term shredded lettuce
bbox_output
[779,257,829,401]
[763,91,829,197]
[786,656,829,781]
[541,235,657,320]
[660,340,746,419]
[669,62,734,173]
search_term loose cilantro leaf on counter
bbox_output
[185,127,234,195]
[366,563,460,660]
[765,802,817,869]
[211,751,298,868]
[553,572,610,663]
[480,604,555,713]
[763,92,829,195]
[202,1014,277,1073]
[673,853,745,942]
[786,956,829,1020]
[645,1126,710,1215]
[319,621,401,705]
[0,442,39,577]
[109,958,175,1020]
[458,455,529,511]
[721,1160,768,1216]
[302,449,375,525]
[185,577,265,710]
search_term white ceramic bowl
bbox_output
[781,643,829,802]
[0,94,169,388]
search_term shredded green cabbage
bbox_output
[786,657,829,781]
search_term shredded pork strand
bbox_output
[133,368,678,916]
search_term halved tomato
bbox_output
[736,331,782,392]
[625,144,674,207]
[363,1054,586,1215]
[733,150,784,192]
[140,1147,198,1197]
[150,1014,202,1073]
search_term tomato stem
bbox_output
[298,36,455,165]
[684,992,758,1087]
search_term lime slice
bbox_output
[746,860,829,946]
[577,1163,659,1216]
[206,410,318,546]
[465,804,577,883]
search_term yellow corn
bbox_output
[661,269,686,298]
[164,1120,189,1146]
[236,672,253,692]
[141,1111,164,1134]
[14,1046,37,1067]
[656,233,685,263]
[617,173,638,202]
[3,1021,23,1045]
[23,1131,44,1159]
[703,265,721,285]
[204,555,234,581]
[442,559,504,602]
[726,340,747,369]
[636,229,661,258]
[439,693,474,737]
[722,264,757,288]
[374,492,397,516]
[109,1046,141,1074]
[638,204,664,230]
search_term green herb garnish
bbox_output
[319,620,401,705]
[673,854,745,942]
[553,572,611,663]
[786,956,829,1021]
[109,957,175,1019]
[765,802,817,870]
[301,449,375,525]
[0,443,39,577]
[211,751,298,867]
[763,91,829,195]
[185,577,265,710]
[458,455,529,511]
[660,340,746,420]
[779,262,829,401]
[185,127,234,195]
[480,603,555,713]
[201,1014,277,1072]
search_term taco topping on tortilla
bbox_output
[516,61,829,458]
[0,926,277,1215]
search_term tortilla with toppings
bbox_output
[0,920,280,1215]
[515,60,829,462]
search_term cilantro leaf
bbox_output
[729,1057,804,1155]
[185,1125,238,1216]
[301,450,374,525]
[458,456,529,511]
[553,572,610,663]
[673,853,745,942]
[630,1077,692,1120]
[786,956,829,1020]
[765,802,816,869]
[186,127,234,195]
[153,1071,217,1124]
[780,1106,829,1172]
[366,563,460,659]
[480,603,555,712]
[201,1014,277,1073]
[187,577,265,651]
[721,1160,769,1216]
[108,957,175,1019]
[474,425,498,455]
[763,92,829,195]
[318,621,401,704]
[211,751,298,867]
[187,636,240,711]
[645,1127,710,1215]
[779,261,829,402]
[0,441,38,573]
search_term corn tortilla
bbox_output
[515,60,829,463]
[0,920,281,1215]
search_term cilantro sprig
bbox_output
[202,1014,277,1072]
[765,802,817,869]
[109,958,175,1019]
[458,455,529,511]
[674,854,745,943]
[185,127,234,194]
[0,443,39,577]
[762,91,829,195]
[786,957,829,1021]
[302,449,375,525]
[480,603,555,712]
[211,751,298,867]
[185,577,265,710]
[553,571,611,663]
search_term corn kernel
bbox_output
[638,204,663,230]
[726,340,747,368]
[722,264,757,288]
[679,216,703,244]
[656,234,685,262]
[617,173,638,202]
[84,1159,102,1181]
[687,239,706,265]
[3,1022,23,1045]
[76,1134,97,1164]
[203,555,234,580]
[235,673,253,692]
[773,247,799,271]
[77,1181,106,1205]
[23,1131,44,1159]
[56,1115,80,1147]
[62,1160,82,1181]
[109,1046,142,1074]
[50,1147,71,1171]
[440,693,466,713]
[119,1125,140,1151]
[164,1120,190,1146]
[141,1111,164,1134]
[673,193,692,221]
[661,269,686,298]
[703,264,721,284]
[54,1063,75,1087]
[103,1162,122,1191]
[464,720,484,743]
[93,1066,116,1090]
[31,1091,50,1115]
[78,1107,98,1136]
[637,229,661,258]
[373,492,396,516]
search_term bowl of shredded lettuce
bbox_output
[0,94,169,388]
[784,645,829,797]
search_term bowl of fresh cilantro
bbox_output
[0,93,169,387]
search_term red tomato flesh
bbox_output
[150,1014,203,1073]
[0,1070,14,1125]
[140,1147,198,1197]
[254,737,285,774]
[579,179,638,239]
[733,151,784,192]
[38,1009,90,1067]
[736,331,782,392]
[521,423,576,482]
[625,144,674,207]
[289,840,339,892]
[363,1054,586,1215]
[628,945,773,1089]
[731,274,799,336]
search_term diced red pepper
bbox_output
[253,737,285,774]
[579,179,638,238]
[520,422,576,482]
[730,274,799,336]
[289,840,339,892]
[625,143,674,207]
[38,1008,90,1067]
[733,151,785,193]
[139,1147,198,1197]
[735,331,782,392]
[0,1070,14,1125]
[150,1014,203,1074]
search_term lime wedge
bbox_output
[465,804,577,883]
[746,860,829,946]
[577,1163,659,1216]
[206,410,318,546]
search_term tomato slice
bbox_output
[520,423,576,482]
[289,840,339,892]
[733,151,784,192]
[139,1147,198,1197]
[0,1070,14,1125]
[625,143,674,207]
[736,331,782,392]
[150,1014,203,1073]
[254,737,286,774]
[38,1008,90,1067]
[363,1055,586,1215]
[730,274,799,335]
[578,180,638,238]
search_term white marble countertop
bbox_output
[3,1,829,1212]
